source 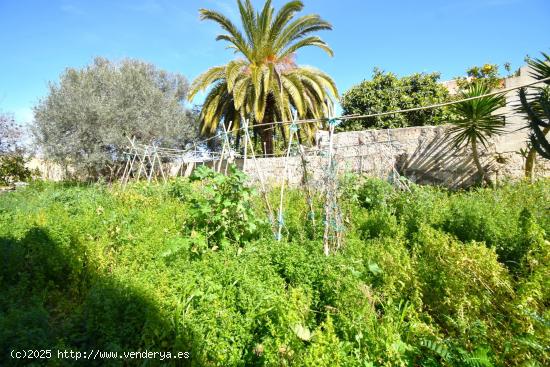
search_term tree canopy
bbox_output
[339,69,452,131]
[33,57,197,180]
[188,0,338,155]
[455,63,504,90]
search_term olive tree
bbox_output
[33,57,198,180]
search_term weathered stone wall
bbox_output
[238,124,549,188]
[26,158,68,181]
[27,124,549,188]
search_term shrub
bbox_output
[0,155,33,185]
[356,177,396,210]
[413,226,514,361]
[340,69,452,130]
[186,165,266,246]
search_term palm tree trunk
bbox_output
[279,124,287,148]
[525,126,550,182]
[471,139,493,186]
[260,94,277,156]
[261,127,274,156]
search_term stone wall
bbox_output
[238,124,549,189]
[26,158,67,181]
[27,123,549,188]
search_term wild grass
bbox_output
[0,172,548,366]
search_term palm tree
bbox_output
[448,83,506,186]
[188,0,338,155]
[520,87,550,159]
[519,52,550,179]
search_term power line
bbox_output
[128,76,550,155]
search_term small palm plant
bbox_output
[519,52,550,179]
[188,0,338,155]
[448,83,506,186]
[520,87,550,159]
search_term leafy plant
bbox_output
[356,178,396,210]
[518,52,550,179]
[456,64,504,90]
[187,165,264,246]
[447,82,506,186]
[0,178,549,366]
[420,338,450,361]
[0,155,33,186]
[340,68,453,130]
[460,347,494,367]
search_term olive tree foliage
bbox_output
[33,57,198,180]
[339,69,453,131]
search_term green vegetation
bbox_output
[188,0,338,154]
[0,113,33,186]
[455,64,504,90]
[339,69,452,130]
[0,155,33,186]
[1,170,548,366]
[32,57,197,181]
[519,52,550,179]
[447,83,506,186]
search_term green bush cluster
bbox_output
[339,69,453,131]
[0,174,548,366]
[0,155,34,186]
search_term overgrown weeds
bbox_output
[0,172,548,366]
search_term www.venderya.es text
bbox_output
[10,349,190,361]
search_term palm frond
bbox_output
[282,73,306,115]
[188,66,226,100]
[527,52,550,84]
[448,83,506,149]
[226,60,247,91]
[280,36,333,58]
[270,1,304,43]
[237,0,258,47]
[233,76,251,110]
[199,9,251,57]
[274,15,332,52]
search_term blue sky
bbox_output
[1,0,548,124]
